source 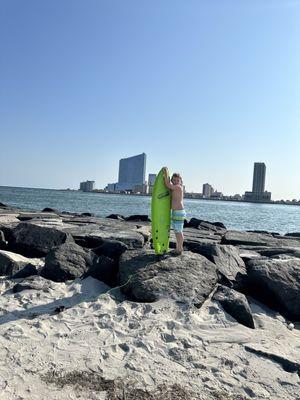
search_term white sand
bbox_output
[0,276,299,399]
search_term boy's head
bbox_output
[171,172,183,186]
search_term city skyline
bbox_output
[0,1,299,200]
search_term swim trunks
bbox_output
[171,209,186,233]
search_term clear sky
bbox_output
[0,0,299,200]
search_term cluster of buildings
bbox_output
[79,154,300,204]
[80,153,157,195]
[192,162,271,203]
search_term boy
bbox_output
[163,167,186,254]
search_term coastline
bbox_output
[0,206,299,399]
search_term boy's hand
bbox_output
[162,167,168,177]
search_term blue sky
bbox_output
[0,0,299,200]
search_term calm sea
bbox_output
[0,186,299,234]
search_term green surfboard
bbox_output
[151,168,171,255]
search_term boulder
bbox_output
[180,243,246,287]
[87,255,116,286]
[9,222,74,257]
[125,215,151,222]
[213,285,255,329]
[66,223,144,249]
[41,242,95,282]
[246,258,300,319]
[92,239,128,260]
[119,250,218,306]
[0,230,8,249]
[222,231,300,249]
[106,214,125,221]
[42,207,59,213]
[0,202,8,208]
[11,264,38,279]
[12,276,54,293]
[186,218,226,232]
[285,232,300,238]
[81,212,94,217]
[0,250,42,277]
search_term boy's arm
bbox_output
[162,167,174,190]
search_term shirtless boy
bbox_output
[163,167,186,254]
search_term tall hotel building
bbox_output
[115,153,146,192]
[244,162,271,202]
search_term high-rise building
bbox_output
[244,162,271,202]
[202,183,214,198]
[252,162,266,193]
[79,180,95,192]
[116,153,146,192]
[148,173,156,194]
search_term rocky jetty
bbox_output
[0,205,299,399]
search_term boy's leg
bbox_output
[175,231,184,253]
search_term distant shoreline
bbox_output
[0,185,299,206]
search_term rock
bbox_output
[12,276,54,293]
[92,239,128,260]
[0,250,42,277]
[213,285,255,329]
[42,207,59,213]
[125,215,151,222]
[18,212,62,222]
[170,228,222,252]
[0,202,8,208]
[81,212,94,217]
[11,264,38,279]
[222,231,300,249]
[180,244,246,287]
[87,255,116,286]
[9,222,74,257]
[285,232,300,238]
[41,242,95,282]
[66,222,144,249]
[106,214,125,221]
[244,344,300,376]
[0,230,8,249]
[185,218,226,232]
[119,250,218,306]
[246,258,300,319]
[237,245,299,258]
[238,249,261,261]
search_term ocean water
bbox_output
[0,186,299,234]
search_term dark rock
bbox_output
[0,202,8,208]
[81,212,94,217]
[106,214,125,221]
[0,250,35,276]
[42,207,59,213]
[285,232,300,238]
[119,250,218,306]
[238,249,261,262]
[213,285,255,329]
[87,255,116,286]
[41,242,95,282]
[125,215,151,222]
[12,276,54,293]
[222,231,300,249]
[92,239,128,260]
[245,345,300,376]
[66,223,144,250]
[11,264,38,279]
[0,230,8,249]
[184,244,246,285]
[9,222,74,257]
[17,213,61,221]
[245,258,300,319]
[186,218,226,232]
